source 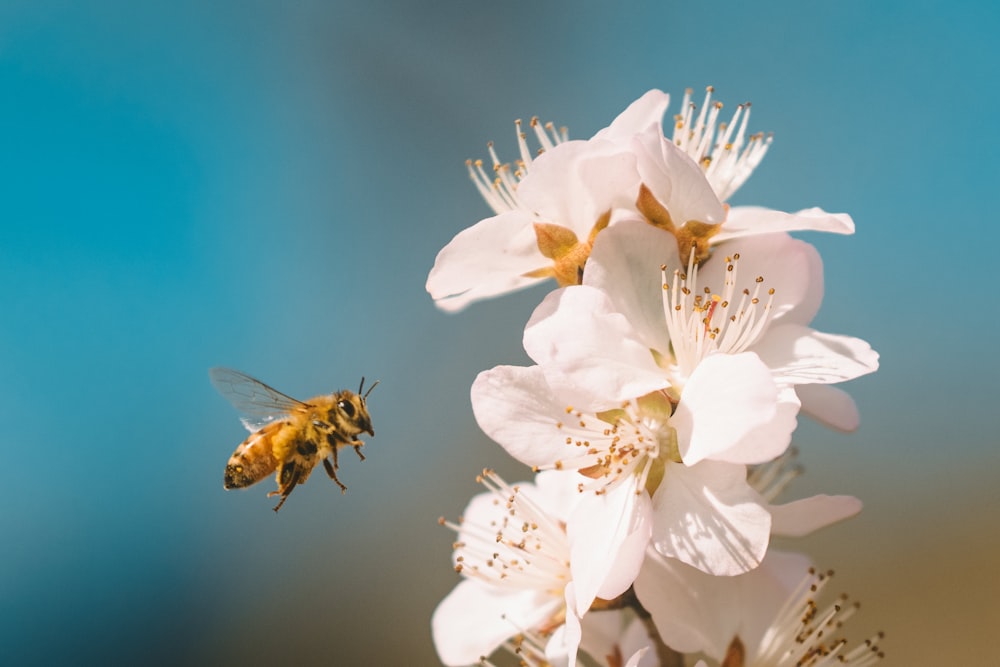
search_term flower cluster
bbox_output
[428,88,883,666]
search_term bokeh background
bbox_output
[0,1,995,664]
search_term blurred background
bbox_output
[0,1,995,664]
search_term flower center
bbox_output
[547,391,680,498]
[660,251,775,384]
[523,211,612,287]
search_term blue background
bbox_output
[0,1,995,664]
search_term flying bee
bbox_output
[209,367,377,512]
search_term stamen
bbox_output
[660,250,775,382]
[754,567,885,666]
[672,86,773,201]
[469,116,569,214]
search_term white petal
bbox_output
[672,353,779,466]
[519,140,640,233]
[715,205,855,242]
[547,583,583,667]
[711,387,800,465]
[753,324,880,385]
[432,579,560,665]
[568,483,652,615]
[426,210,545,312]
[705,233,817,325]
[584,220,677,355]
[594,89,671,142]
[634,130,726,226]
[525,287,668,410]
[634,549,812,660]
[651,460,771,576]
[796,383,860,431]
[633,554,734,657]
[471,365,600,469]
[770,494,862,537]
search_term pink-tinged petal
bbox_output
[426,210,546,312]
[471,365,597,469]
[584,220,678,355]
[705,233,817,325]
[753,324,880,385]
[796,383,860,431]
[594,89,671,142]
[672,353,778,466]
[568,483,652,615]
[525,287,668,410]
[770,494,862,537]
[432,579,561,666]
[634,130,726,227]
[715,206,855,242]
[712,388,800,465]
[650,460,771,576]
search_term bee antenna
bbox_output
[361,377,380,400]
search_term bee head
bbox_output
[336,381,376,437]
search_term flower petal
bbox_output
[584,220,677,356]
[715,205,855,242]
[711,387,800,465]
[796,383,860,431]
[568,482,652,614]
[671,353,779,466]
[634,550,812,660]
[651,460,771,576]
[518,140,639,234]
[753,323,880,385]
[525,286,668,410]
[471,365,591,469]
[426,210,546,312]
[633,129,726,227]
[769,494,862,537]
[704,233,818,325]
[432,579,560,666]
[594,89,671,142]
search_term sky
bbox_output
[0,1,996,664]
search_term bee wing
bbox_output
[209,367,310,432]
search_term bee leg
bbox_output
[269,462,302,512]
[322,457,347,494]
[352,440,366,462]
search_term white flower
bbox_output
[526,220,878,437]
[431,470,648,666]
[472,365,862,576]
[425,93,667,312]
[635,550,885,666]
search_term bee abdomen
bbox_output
[224,460,257,489]
[223,431,279,490]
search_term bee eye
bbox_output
[338,399,356,417]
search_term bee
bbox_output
[209,367,377,512]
